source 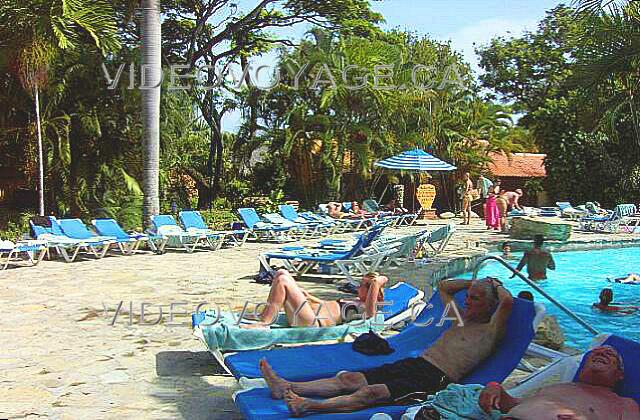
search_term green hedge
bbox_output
[0,211,35,241]
[198,209,237,230]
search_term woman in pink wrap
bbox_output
[484,187,500,230]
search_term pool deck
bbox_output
[1,217,637,419]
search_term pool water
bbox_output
[461,247,640,349]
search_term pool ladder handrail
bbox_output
[472,255,600,336]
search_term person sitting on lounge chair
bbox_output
[593,288,639,314]
[351,201,376,218]
[478,345,638,419]
[242,270,387,329]
[260,277,513,416]
[327,202,362,220]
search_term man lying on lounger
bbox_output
[478,345,639,419]
[260,277,513,416]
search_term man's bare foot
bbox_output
[284,388,311,417]
[259,358,290,399]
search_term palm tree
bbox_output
[140,0,161,226]
[0,0,119,215]
[574,0,629,12]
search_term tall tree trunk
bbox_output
[141,0,161,227]
[34,87,45,216]
[212,113,223,201]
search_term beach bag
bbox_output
[352,329,394,355]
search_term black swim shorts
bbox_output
[361,357,451,403]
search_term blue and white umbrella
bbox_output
[374,148,456,172]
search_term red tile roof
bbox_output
[488,152,546,178]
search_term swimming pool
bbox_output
[462,247,640,349]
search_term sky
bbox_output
[222,0,564,132]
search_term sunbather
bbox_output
[478,345,639,419]
[260,277,513,416]
[593,288,639,314]
[243,270,387,329]
[351,201,376,218]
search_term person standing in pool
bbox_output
[593,288,639,314]
[512,235,555,280]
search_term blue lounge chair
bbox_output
[192,282,424,358]
[30,217,114,262]
[299,211,344,233]
[58,218,121,258]
[262,213,312,238]
[279,204,336,236]
[412,223,456,258]
[238,208,298,242]
[151,214,224,252]
[91,218,150,255]
[511,334,640,406]
[579,204,639,233]
[231,291,540,419]
[318,203,371,232]
[178,210,249,247]
[0,239,47,270]
[362,199,418,227]
[556,201,587,220]
[257,223,388,276]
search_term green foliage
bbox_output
[0,212,35,241]
[243,189,286,214]
[248,30,525,209]
[198,208,236,230]
[478,4,640,207]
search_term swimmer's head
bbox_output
[599,288,614,305]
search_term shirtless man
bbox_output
[259,277,514,416]
[479,345,639,419]
[512,235,555,280]
[503,189,523,212]
[461,172,474,225]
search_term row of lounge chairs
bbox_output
[556,202,640,233]
[0,203,427,269]
[238,203,417,243]
[257,222,456,282]
[507,201,640,234]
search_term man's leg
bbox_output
[284,384,391,416]
[260,359,367,399]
